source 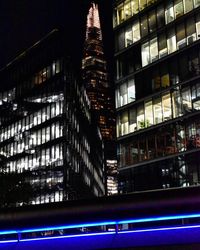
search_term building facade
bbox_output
[0,30,105,207]
[113,0,200,192]
[82,3,117,195]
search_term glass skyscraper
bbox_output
[0,30,105,207]
[113,0,200,193]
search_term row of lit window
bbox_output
[116,45,200,104]
[119,119,200,167]
[142,15,200,67]
[113,0,158,27]
[116,50,200,108]
[34,60,61,85]
[1,144,63,174]
[117,82,200,137]
[0,101,63,142]
[31,191,64,205]
[114,0,200,27]
[0,123,62,158]
[116,18,200,80]
[116,1,200,51]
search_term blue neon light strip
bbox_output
[1,212,200,238]
[118,224,200,234]
[0,240,18,244]
[20,221,116,233]
[3,224,200,244]
[118,213,200,225]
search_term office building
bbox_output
[82,3,117,195]
[0,30,105,207]
[113,0,200,192]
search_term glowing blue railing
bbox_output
[1,212,200,244]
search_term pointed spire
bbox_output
[86,2,102,40]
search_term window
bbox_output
[158,33,168,58]
[132,20,140,42]
[150,38,158,62]
[120,82,128,106]
[157,4,165,29]
[129,108,137,132]
[117,4,124,24]
[145,100,153,126]
[139,0,147,10]
[172,87,182,118]
[174,0,184,19]
[165,1,174,24]
[186,17,196,44]
[120,111,129,135]
[153,97,162,124]
[137,104,145,129]
[167,29,177,54]
[131,0,139,14]
[141,15,148,38]
[160,65,170,88]
[117,29,125,50]
[125,25,133,47]
[176,23,186,49]
[142,41,150,66]
[196,13,200,40]
[194,0,200,8]
[127,78,135,103]
[152,69,160,91]
[189,50,200,76]
[182,87,192,113]
[162,93,172,121]
[124,0,132,20]
[148,10,157,33]
[183,0,193,13]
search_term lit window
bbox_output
[125,25,133,47]
[174,0,184,19]
[165,1,174,24]
[196,14,200,40]
[132,20,140,42]
[183,0,193,13]
[141,41,150,67]
[117,3,124,25]
[162,93,172,121]
[124,0,132,20]
[167,29,177,54]
[194,0,200,8]
[150,38,158,63]
[131,0,139,14]
[127,78,135,103]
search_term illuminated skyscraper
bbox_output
[82,3,117,195]
[113,0,200,193]
[0,30,105,207]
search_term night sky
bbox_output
[0,0,114,76]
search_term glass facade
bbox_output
[0,31,105,207]
[114,0,200,192]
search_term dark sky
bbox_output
[0,0,114,73]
